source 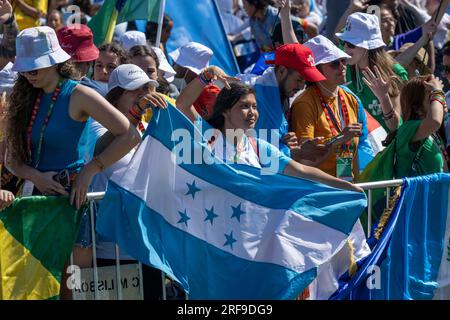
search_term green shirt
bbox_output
[395,120,444,178]
[346,63,408,132]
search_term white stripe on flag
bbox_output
[110,135,351,273]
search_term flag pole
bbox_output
[105,7,119,44]
[155,0,166,48]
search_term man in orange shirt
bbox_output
[290,35,362,181]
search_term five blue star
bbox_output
[204,206,219,226]
[177,209,191,226]
[231,203,246,222]
[223,231,237,250]
[185,180,201,199]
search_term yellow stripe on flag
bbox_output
[0,220,60,300]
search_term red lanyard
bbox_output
[313,86,352,150]
[138,121,146,134]
[27,80,63,167]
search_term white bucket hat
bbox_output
[152,46,176,83]
[169,42,213,75]
[108,64,159,93]
[120,31,147,51]
[335,12,386,50]
[304,35,351,65]
[12,26,71,72]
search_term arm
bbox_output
[15,0,44,19]
[176,66,238,123]
[395,19,438,68]
[362,66,401,131]
[68,85,141,208]
[276,0,299,44]
[413,76,445,142]
[334,0,369,39]
[283,160,364,192]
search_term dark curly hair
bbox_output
[5,61,78,165]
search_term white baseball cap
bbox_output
[304,35,351,66]
[120,31,147,51]
[12,26,71,72]
[152,46,176,82]
[108,64,159,92]
[169,42,213,75]
[335,12,386,50]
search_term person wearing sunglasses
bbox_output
[336,12,408,133]
[5,26,140,207]
[290,35,363,182]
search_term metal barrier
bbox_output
[71,179,403,300]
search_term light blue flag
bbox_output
[165,0,239,76]
[96,102,368,299]
[331,173,450,300]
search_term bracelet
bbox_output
[92,156,105,172]
[382,109,395,120]
[430,98,447,109]
[197,74,208,86]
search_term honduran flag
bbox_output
[96,103,369,299]
[331,174,450,300]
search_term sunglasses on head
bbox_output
[342,41,356,49]
[19,69,39,76]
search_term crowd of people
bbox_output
[0,0,449,299]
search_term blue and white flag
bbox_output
[96,103,369,299]
[331,173,450,300]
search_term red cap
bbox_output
[57,24,99,62]
[266,43,326,82]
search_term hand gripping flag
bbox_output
[96,103,369,299]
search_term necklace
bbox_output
[27,80,63,168]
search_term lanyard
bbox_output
[27,80,63,168]
[313,86,350,133]
[313,86,354,152]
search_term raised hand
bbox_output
[362,65,390,100]
[0,0,13,24]
[204,66,240,89]
[423,74,444,93]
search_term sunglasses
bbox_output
[328,59,346,69]
[342,41,356,49]
[19,70,39,76]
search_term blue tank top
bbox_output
[30,79,87,171]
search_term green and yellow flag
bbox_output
[0,197,82,300]
[88,0,162,46]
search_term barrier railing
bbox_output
[71,178,404,300]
